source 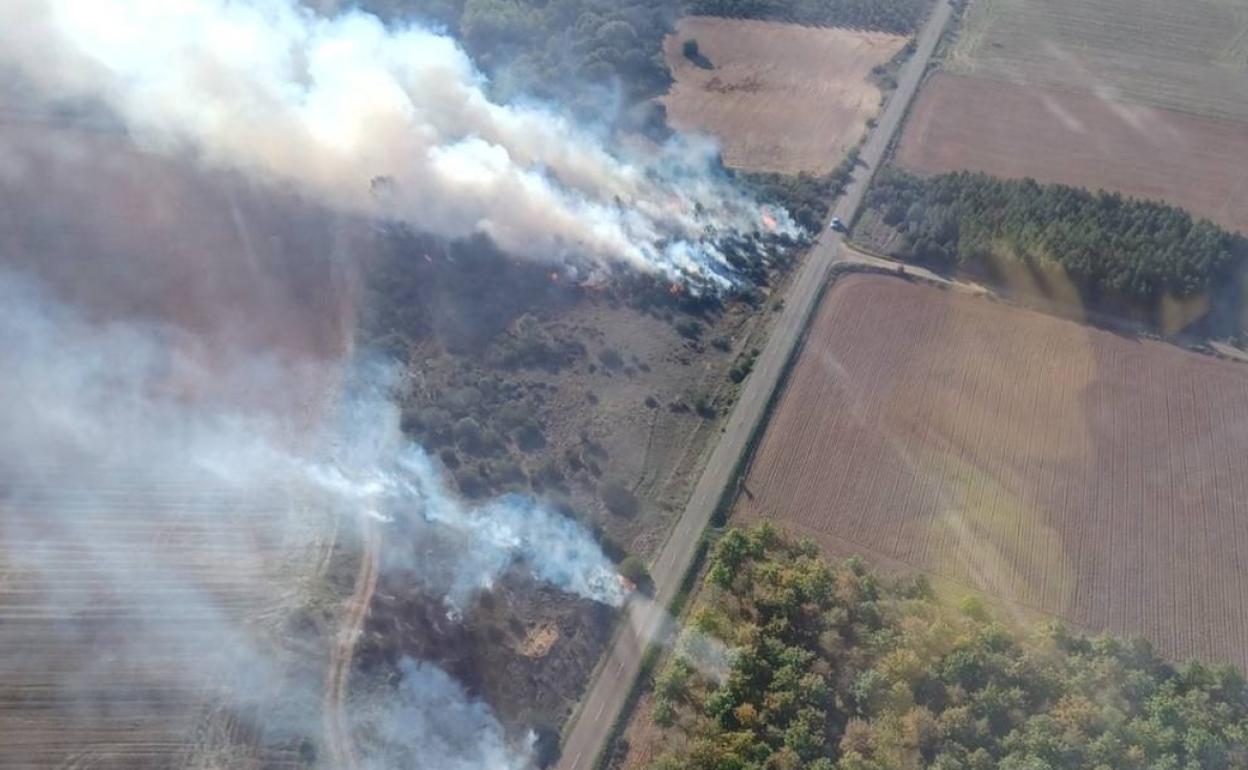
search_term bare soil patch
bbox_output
[662,17,906,175]
[736,274,1248,670]
[895,73,1248,233]
[947,0,1248,122]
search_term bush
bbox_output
[618,554,652,592]
[601,480,640,517]
[682,38,712,69]
[675,319,703,340]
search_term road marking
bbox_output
[595,701,606,722]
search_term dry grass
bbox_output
[947,0,1248,122]
[662,17,906,175]
[736,274,1248,670]
[895,73,1248,233]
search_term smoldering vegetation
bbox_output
[0,0,800,289]
[0,0,809,768]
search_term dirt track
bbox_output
[738,274,1248,670]
[322,520,379,770]
[896,73,1248,233]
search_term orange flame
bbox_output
[761,209,778,232]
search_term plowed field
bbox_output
[895,73,1248,233]
[736,274,1248,669]
[0,472,335,769]
[661,17,906,175]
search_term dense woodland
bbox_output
[862,169,1244,318]
[687,0,928,34]
[638,525,1248,770]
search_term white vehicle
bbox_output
[828,217,846,232]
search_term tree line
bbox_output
[640,524,1248,770]
[863,169,1244,320]
[687,0,928,34]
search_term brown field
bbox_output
[661,17,907,175]
[0,474,338,769]
[895,73,1248,233]
[947,0,1248,122]
[736,274,1248,669]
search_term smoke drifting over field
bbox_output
[0,265,623,761]
[0,0,794,286]
[0,0,801,765]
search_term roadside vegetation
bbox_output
[860,168,1246,323]
[635,524,1248,770]
[740,150,858,232]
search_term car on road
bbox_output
[828,217,846,232]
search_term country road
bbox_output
[555,3,954,768]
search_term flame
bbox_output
[668,282,683,296]
[761,208,778,232]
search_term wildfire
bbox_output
[669,282,684,296]
[760,208,778,232]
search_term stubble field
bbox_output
[661,17,906,175]
[735,274,1248,670]
[895,73,1248,233]
[946,0,1248,122]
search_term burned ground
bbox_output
[0,121,802,766]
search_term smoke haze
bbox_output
[0,0,802,766]
[0,0,794,286]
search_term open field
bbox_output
[895,73,1248,234]
[947,0,1248,122]
[661,17,907,175]
[0,473,339,769]
[735,274,1248,670]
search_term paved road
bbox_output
[556,4,954,769]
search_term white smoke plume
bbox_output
[0,0,796,286]
[0,269,619,766]
[0,269,622,605]
[360,658,532,770]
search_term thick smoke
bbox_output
[0,270,619,766]
[0,0,796,285]
[0,269,623,602]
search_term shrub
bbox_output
[618,554,652,592]
[601,480,640,517]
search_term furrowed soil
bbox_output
[735,274,1248,670]
[946,0,1248,123]
[661,17,907,175]
[895,73,1248,234]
